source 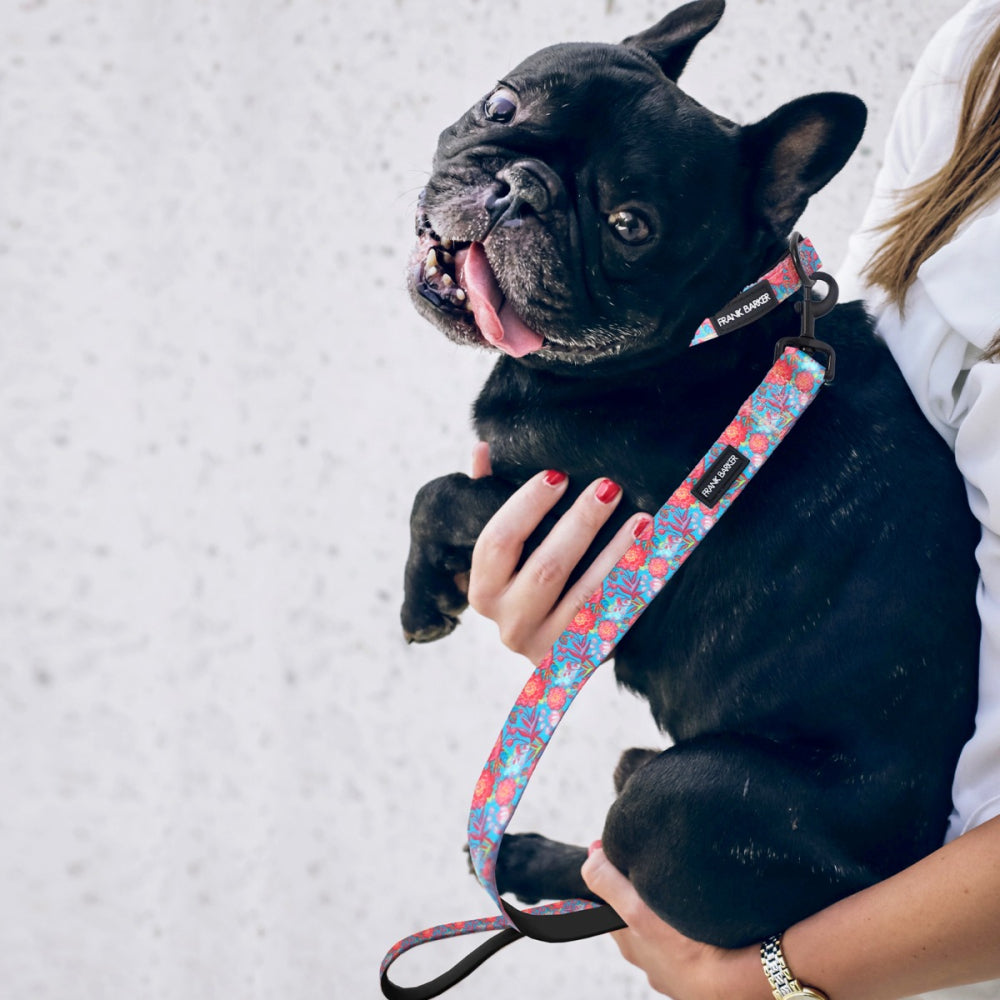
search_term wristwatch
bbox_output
[760,934,829,1000]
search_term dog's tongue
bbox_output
[461,242,545,357]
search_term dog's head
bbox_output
[408,0,865,370]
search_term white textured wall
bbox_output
[0,2,964,998]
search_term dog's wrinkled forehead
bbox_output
[505,41,678,115]
[439,41,694,162]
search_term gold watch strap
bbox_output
[760,934,829,1000]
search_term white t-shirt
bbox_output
[838,2,1000,997]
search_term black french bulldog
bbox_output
[399,0,980,947]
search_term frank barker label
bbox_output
[710,279,777,335]
[693,446,750,508]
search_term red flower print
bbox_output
[766,358,794,384]
[546,686,567,711]
[673,484,693,505]
[619,544,645,570]
[795,370,815,392]
[748,432,769,454]
[721,421,748,446]
[472,771,494,808]
[495,777,516,805]
[648,557,668,578]
[569,607,598,634]
[487,735,502,766]
[598,620,618,641]
[517,672,546,706]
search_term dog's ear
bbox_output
[623,0,725,81]
[743,93,867,237]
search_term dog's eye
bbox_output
[608,209,652,245]
[484,87,518,123]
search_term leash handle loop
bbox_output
[382,236,836,997]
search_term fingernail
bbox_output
[632,515,654,540]
[595,479,621,504]
[588,840,603,857]
[544,469,568,487]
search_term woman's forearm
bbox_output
[583,818,1000,1000]
[778,815,1000,1000]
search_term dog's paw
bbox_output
[400,588,468,644]
[494,833,548,904]
[493,832,594,905]
[400,570,469,643]
[402,611,461,644]
[613,746,661,794]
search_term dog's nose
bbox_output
[486,159,564,226]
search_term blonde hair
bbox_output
[864,17,1000,359]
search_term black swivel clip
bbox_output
[773,231,839,384]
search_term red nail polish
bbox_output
[595,479,621,504]
[588,840,603,857]
[544,469,567,487]
[632,516,654,540]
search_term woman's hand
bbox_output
[581,845,766,1000]
[467,443,652,664]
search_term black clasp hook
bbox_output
[774,232,839,384]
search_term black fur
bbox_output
[400,0,979,947]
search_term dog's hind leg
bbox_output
[602,732,881,948]
[490,748,662,906]
[401,472,516,643]
[613,746,661,793]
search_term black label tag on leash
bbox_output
[693,446,750,508]
[710,279,777,336]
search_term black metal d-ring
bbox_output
[778,233,840,384]
[795,272,839,330]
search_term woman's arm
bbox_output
[582,816,1000,1000]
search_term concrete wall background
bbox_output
[0,1,964,998]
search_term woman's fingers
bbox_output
[581,845,646,927]
[549,510,653,630]
[470,440,492,479]
[510,477,627,616]
[468,468,572,615]
[469,467,653,663]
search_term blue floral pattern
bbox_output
[382,257,829,988]
[465,346,826,908]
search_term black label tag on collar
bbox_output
[693,446,750,508]
[710,279,778,336]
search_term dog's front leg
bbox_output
[401,472,517,643]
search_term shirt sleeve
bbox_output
[949,360,1000,835]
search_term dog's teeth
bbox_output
[441,273,454,287]
[426,265,439,278]
[440,238,453,250]
[426,249,439,268]
[441,251,454,265]
[454,288,466,302]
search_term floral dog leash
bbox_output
[380,234,835,999]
